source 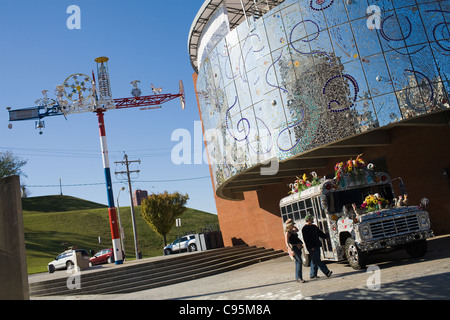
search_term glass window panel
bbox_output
[345,0,367,21]
[418,2,445,42]
[392,0,416,9]
[210,50,226,91]
[294,212,300,220]
[378,11,408,53]
[323,0,348,28]
[235,76,253,110]
[305,198,312,208]
[431,41,450,87]
[300,2,327,32]
[361,53,394,96]
[343,59,370,102]
[384,50,413,91]
[367,0,394,13]
[397,7,428,47]
[263,11,288,52]
[396,86,428,119]
[270,46,293,94]
[299,201,305,209]
[240,105,258,143]
[300,210,306,219]
[224,84,241,118]
[229,43,244,82]
[261,89,288,129]
[219,40,236,87]
[408,43,441,84]
[309,30,334,67]
[293,202,299,211]
[329,23,358,65]
[225,108,249,143]
[226,27,240,48]
[282,4,304,44]
[248,20,271,61]
[372,93,403,126]
[350,98,380,133]
[350,18,382,58]
[240,36,260,75]
[246,68,264,105]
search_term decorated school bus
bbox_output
[279,155,434,270]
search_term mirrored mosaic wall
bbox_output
[196,0,450,191]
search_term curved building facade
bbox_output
[189,0,450,250]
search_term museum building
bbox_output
[188,0,450,251]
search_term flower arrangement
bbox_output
[360,193,389,212]
[335,154,369,182]
[289,172,321,194]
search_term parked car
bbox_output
[48,248,89,273]
[89,248,115,266]
[163,234,197,255]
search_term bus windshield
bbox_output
[326,184,394,213]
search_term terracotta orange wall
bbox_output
[214,186,288,251]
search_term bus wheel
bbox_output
[405,239,427,258]
[345,238,367,270]
[301,247,311,267]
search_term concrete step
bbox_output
[30,245,286,296]
[30,246,260,296]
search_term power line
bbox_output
[26,175,210,188]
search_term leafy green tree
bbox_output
[141,191,189,245]
[0,151,27,178]
[0,151,29,197]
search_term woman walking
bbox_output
[284,219,306,283]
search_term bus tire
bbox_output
[345,238,367,270]
[405,239,427,258]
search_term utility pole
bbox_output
[115,154,141,260]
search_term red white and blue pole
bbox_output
[96,109,123,265]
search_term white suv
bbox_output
[48,249,89,273]
[163,234,197,255]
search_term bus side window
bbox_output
[299,200,306,219]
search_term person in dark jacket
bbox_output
[302,214,333,279]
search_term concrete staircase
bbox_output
[29,245,286,297]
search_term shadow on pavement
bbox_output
[308,271,450,300]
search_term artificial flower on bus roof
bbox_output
[335,154,368,182]
[289,171,321,194]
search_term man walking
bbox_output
[302,214,333,279]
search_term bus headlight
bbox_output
[359,225,372,240]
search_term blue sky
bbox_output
[0,0,217,214]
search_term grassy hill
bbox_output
[22,195,107,212]
[22,195,219,274]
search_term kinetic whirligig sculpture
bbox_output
[6,57,186,264]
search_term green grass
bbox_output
[22,195,219,274]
